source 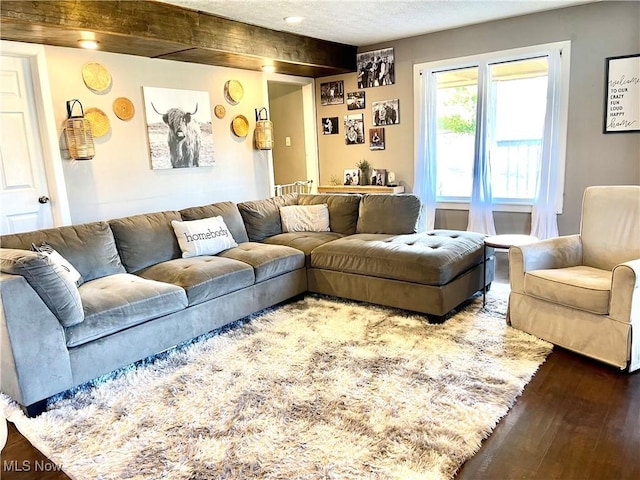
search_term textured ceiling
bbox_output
[159,0,597,46]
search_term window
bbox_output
[415,42,570,213]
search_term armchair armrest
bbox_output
[610,259,640,325]
[509,234,582,293]
[610,259,640,372]
[1,273,73,408]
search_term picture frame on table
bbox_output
[372,168,387,186]
[343,169,360,186]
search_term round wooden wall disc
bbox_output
[113,97,135,120]
[85,107,110,137]
[82,62,112,93]
[232,114,249,137]
[224,80,244,105]
[214,104,226,119]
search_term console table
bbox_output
[317,185,405,194]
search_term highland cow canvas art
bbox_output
[143,87,215,169]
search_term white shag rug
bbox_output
[2,286,551,480]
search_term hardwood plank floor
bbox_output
[2,254,639,479]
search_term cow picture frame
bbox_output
[142,86,215,169]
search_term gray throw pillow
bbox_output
[356,194,421,234]
[237,193,299,242]
[0,248,84,327]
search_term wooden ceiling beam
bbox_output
[0,0,357,77]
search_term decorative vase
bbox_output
[359,169,370,185]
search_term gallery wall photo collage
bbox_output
[321,47,399,152]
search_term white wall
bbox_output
[43,45,271,224]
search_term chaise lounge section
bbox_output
[1,193,493,415]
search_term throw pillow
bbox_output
[31,242,82,285]
[171,216,238,258]
[280,204,330,233]
[0,248,84,327]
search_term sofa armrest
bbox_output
[509,234,582,293]
[1,273,73,408]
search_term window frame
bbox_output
[413,41,571,214]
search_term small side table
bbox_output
[483,234,539,306]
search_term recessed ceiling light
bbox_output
[78,39,99,49]
[284,16,304,24]
[261,65,276,73]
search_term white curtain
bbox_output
[531,49,561,239]
[414,70,437,231]
[466,65,496,235]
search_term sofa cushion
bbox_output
[171,217,238,258]
[524,266,612,315]
[109,211,182,273]
[356,194,421,234]
[311,231,485,285]
[180,201,250,244]
[0,248,84,327]
[298,194,361,235]
[263,232,344,266]
[237,193,298,242]
[0,221,124,283]
[31,242,82,285]
[137,256,255,306]
[66,274,188,347]
[218,243,305,283]
[280,204,330,233]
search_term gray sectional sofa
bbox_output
[0,193,493,416]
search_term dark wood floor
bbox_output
[2,255,639,479]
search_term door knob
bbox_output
[38,196,50,204]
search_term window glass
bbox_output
[434,67,477,199]
[488,57,548,201]
[432,56,551,204]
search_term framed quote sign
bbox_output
[603,53,640,133]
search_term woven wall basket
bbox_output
[64,100,95,160]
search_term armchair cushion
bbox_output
[525,266,612,315]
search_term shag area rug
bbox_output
[2,287,551,480]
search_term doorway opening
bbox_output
[266,77,318,195]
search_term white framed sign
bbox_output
[603,54,640,133]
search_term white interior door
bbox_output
[0,54,54,234]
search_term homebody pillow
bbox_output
[279,204,330,233]
[171,216,238,258]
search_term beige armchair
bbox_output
[508,186,640,371]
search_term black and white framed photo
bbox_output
[372,168,387,186]
[347,91,365,110]
[344,113,365,145]
[322,117,339,135]
[603,53,640,133]
[357,47,395,88]
[343,169,359,186]
[320,80,344,105]
[143,86,215,169]
[369,127,385,150]
[372,99,399,126]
